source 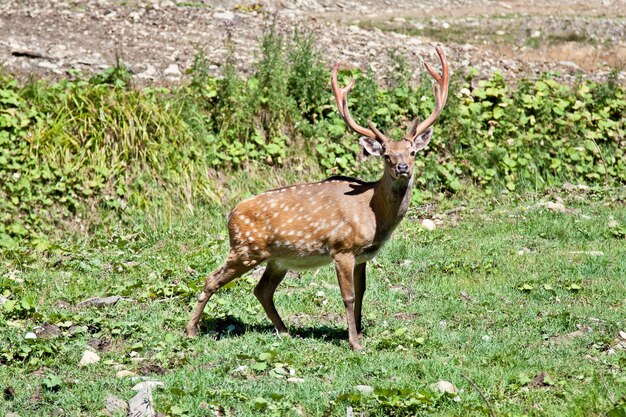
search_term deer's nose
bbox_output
[397,163,409,173]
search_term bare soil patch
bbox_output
[0,0,624,84]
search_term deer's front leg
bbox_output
[353,262,366,338]
[334,253,363,351]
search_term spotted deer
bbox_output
[186,47,449,350]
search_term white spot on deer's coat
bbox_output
[288,231,295,236]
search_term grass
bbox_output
[1,187,625,416]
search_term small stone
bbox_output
[442,22,450,29]
[137,64,157,80]
[213,11,235,20]
[116,370,137,378]
[24,332,37,340]
[36,323,62,339]
[128,389,155,417]
[163,64,181,77]
[619,331,626,341]
[132,381,164,391]
[287,377,305,383]
[433,380,458,395]
[420,219,436,230]
[36,60,58,70]
[545,201,567,213]
[77,296,122,308]
[104,395,128,415]
[354,385,374,395]
[569,251,604,256]
[79,350,100,366]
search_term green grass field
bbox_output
[2,187,625,417]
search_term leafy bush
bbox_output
[0,28,624,249]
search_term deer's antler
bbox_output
[331,63,392,144]
[404,46,449,141]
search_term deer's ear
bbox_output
[360,137,383,156]
[412,128,433,152]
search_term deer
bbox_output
[185,47,449,350]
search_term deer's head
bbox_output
[331,47,448,182]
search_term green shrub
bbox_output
[0,30,624,248]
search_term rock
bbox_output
[137,64,157,80]
[24,332,37,340]
[163,64,181,78]
[36,323,62,339]
[213,11,235,20]
[569,251,604,256]
[545,201,567,213]
[132,381,164,391]
[116,370,137,378]
[433,380,458,395]
[5,412,20,417]
[128,388,155,417]
[77,296,123,308]
[420,219,436,230]
[287,377,305,383]
[79,350,100,366]
[104,395,128,415]
[354,385,374,395]
[619,331,626,341]
[129,381,163,417]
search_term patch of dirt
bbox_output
[137,361,167,376]
[1,0,624,85]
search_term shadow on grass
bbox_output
[198,315,347,345]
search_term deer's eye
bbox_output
[384,155,391,162]
[410,150,416,157]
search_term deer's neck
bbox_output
[371,172,413,239]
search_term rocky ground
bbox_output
[1,0,624,85]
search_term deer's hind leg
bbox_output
[185,252,260,337]
[254,261,289,334]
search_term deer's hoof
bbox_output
[185,326,199,338]
[350,341,365,352]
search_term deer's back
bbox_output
[227,177,378,269]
